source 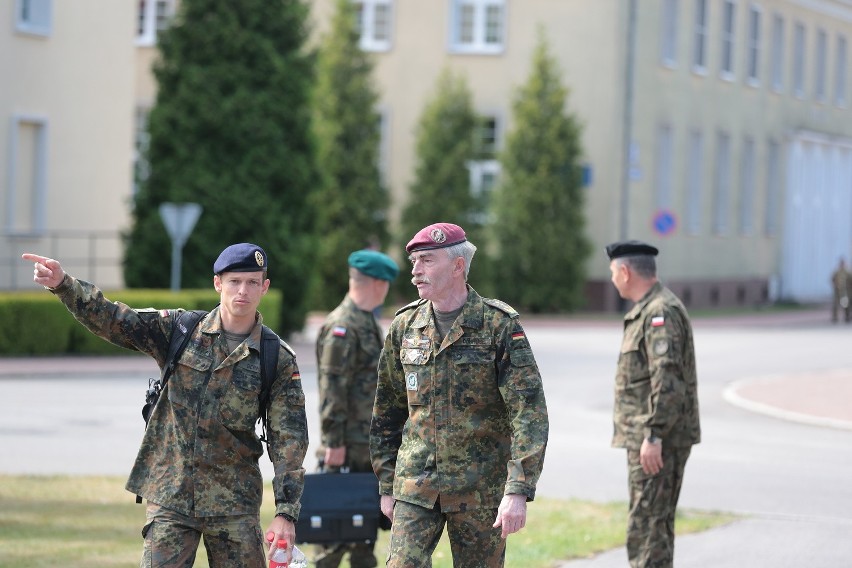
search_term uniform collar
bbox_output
[624,281,663,321]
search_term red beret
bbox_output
[406,223,467,253]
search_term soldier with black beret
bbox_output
[370,222,549,568]
[22,243,308,568]
[313,249,399,568]
[606,239,701,568]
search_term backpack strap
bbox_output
[162,310,207,385]
[258,324,281,459]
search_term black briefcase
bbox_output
[295,472,383,544]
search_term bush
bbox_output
[0,289,281,355]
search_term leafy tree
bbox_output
[123,0,317,336]
[308,0,388,310]
[397,68,484,296]
[491,31,590,312]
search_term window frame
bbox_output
[739,137,756,235]
[814,28,828,102]
[136,0,176,46]
[693,0,709,73]
[770,13,785,92]
[15,0,52,37]
[746,5,762,86]
[355,0,394,52]
[836,35,848,107]
[449,0,506,55]
[713,131,732,235]
[6,114,49,236]
[720,0,738,80]
[685,130,704,235]
[660,0,679,68]
[792,21,806,98]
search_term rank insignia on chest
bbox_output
[406,373,418,390]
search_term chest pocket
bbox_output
[400,336,432,407]
[219,361,262,432]
[168,345,212,410]
[617,331,649,388]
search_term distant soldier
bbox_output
[371,222,549,568]
[314,250,399,568]
[830,258,851,323]
[605,240,701,568]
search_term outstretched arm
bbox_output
[21,254,66,289]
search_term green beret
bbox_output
[348,250,399,282]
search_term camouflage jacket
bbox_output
[51,275,308,519]
[613,282,701,450]
[315,295,383,463]
[371,287,549,512]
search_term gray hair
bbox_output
[444,240,477,280]
[617,255,656,279]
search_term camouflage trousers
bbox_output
[385,499,505,568]
[626,446,691,568]
[140,502,265,568]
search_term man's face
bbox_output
[214,271,269,319]
[409,250,456,302]
[609,260,628,299]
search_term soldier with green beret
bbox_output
[313,249,399,568]
[370,223,549,568]
[22,244,308,568]
[606,239,701,568]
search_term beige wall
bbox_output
[2,0,137,288]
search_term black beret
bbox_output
[213,243,268,274]
[348,250,399,282]
[605,240,659,260]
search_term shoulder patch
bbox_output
[483,297,519,318]
[395,298,427,316]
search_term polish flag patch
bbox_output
[651,316,665,327]
[332,326,347,337]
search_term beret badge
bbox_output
[429,228,447,244]
[255,250,264,267]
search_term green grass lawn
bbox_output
[0,474,736,567]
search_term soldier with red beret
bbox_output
[370,223,549,567]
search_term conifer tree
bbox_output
[123,0,317,336]
[309,0,388,310]
[491,32,590,312]
[397,68,483,295]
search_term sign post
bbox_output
[159,202,202,292]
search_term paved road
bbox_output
[2,309,851,567]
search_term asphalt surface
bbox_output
[1,307,851,567]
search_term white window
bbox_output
[814,29,827,102]
[770,13,784,92]
[355,0,393,52]
[133,107,151,195]
[739,137,756,234]
[713,132,731,235]
[693,0,709,71]
[450,0,505,54]
[6,115,49,235]
[685,130,704,235]
[746,6,761,84]
[137,0,175,46]
[793,22,806,97]
[764,140,780,236]
[466,160,500,224]
[655,124,674,209]
[836,35,848,107]
[720,0,737,78]
[15,0,52,36]
[475,116,499,157]
[660,0,678,67]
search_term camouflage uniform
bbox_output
[831,265,851,322]
[49,275,308,568]
[314,295,383,568]
[371,287,549,568]
[614,282,700,568]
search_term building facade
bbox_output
[4,0,851,312]
[311,0,852,310]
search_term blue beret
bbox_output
[605,240,659,260]
[213,243,268,274]
[406,222,467,253]
[348,250,399,282]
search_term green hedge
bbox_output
[0,288,282,356]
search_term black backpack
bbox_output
[141,309,281,443]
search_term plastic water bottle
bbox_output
[269,538,308,568]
